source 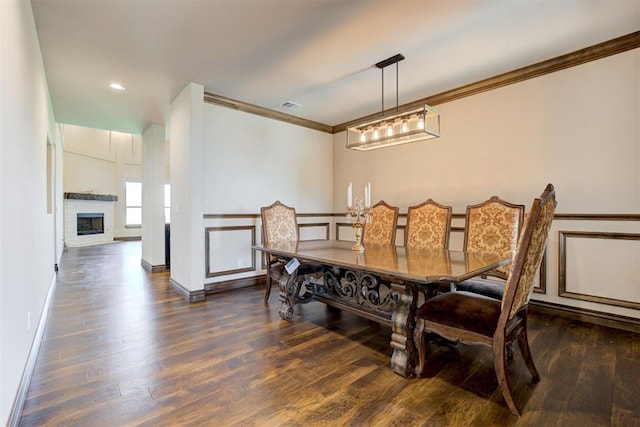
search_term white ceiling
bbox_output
[31,0,639,135]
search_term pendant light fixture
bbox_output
[346,54,440,151]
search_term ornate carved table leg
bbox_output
[389,282,417,377]
[278,270,298,321]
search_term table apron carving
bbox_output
[255,240,509,379]
[278,263,418,377]
[322,267,395,314]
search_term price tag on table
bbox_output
[285,257,300,274]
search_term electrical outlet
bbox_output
[238,259,244,268]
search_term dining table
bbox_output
[253,239,510,378]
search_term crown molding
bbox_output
[203,92,333,133]
[203,31,640,135]
[332,31,640,133]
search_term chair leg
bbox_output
[517,314,540,381]
[413,319,428,378]
[264,274,272,303]
[494,341,521,416]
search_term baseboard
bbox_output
[184,275,640,333]
[169,278,205,303]
[140,258,167,273]
[113,236,141,241]
[530,300,640,334]
[7,273,58,426]
[205,276,266,295]
[201,277,640,333]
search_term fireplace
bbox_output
[77,213,104,235]
[64,193,116,247]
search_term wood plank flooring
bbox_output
[19,241,640,426]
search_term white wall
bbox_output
[0,0,61,423]
[61,124,142,239]
[333,48,640,319]
[333,49,639,213]
[141,124,168,268]
[201,104,333,286]
[168,83,205,292]
[203,105,334,214]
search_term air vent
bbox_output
[278,101,303,111]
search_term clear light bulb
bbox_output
[359,130,366,142]
[373,127,379,140]
[417,114,425,130]
[386,123,393,137]
[401,119,409,133]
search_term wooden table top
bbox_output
[254,240,510,285]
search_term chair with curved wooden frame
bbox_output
[454,196,525,299]
[260,201,322,303]
[405,199,452,251]
[414,184,557,416]
[362,201,399,246]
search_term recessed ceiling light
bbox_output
[109,82,126,91]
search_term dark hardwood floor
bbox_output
[19,241,640,426]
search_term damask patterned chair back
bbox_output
[260,201,299,303]
[463,196,525,279]
[405,199,452,250]
[501,185,557,319]
[413,184,557,416]
[362,201,399,246]
[261,201,299,244]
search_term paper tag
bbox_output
[285,257,300,274]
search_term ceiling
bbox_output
[31,0,639,135]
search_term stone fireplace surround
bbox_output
[64,192,117,247]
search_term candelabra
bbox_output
[345,197,371,252]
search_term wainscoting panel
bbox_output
[299,222,330,241]
[335,222,353,242]
[205,225,256,278]
[202,211,640,325]
[559,231,640,309]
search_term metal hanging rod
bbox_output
[375,54,405,115]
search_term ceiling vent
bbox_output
[278,101,303,111]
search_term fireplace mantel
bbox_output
[64,192,118,202]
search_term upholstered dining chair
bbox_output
[260,201,322,303]
[454,196,525,299]
[405,199,452,250]
[362,201,399,246]
[413,184,557,416]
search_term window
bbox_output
[164,184,171,224]
[125,181,142,227]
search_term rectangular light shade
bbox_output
[346,104,440,151]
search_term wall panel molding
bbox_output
[205,225,256,278]
[299,222,330,240]
[554,213,640,221]
[204,211,640,328]
[204,212,640,221]
[558,231,640,310]
[335,222,349,241]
